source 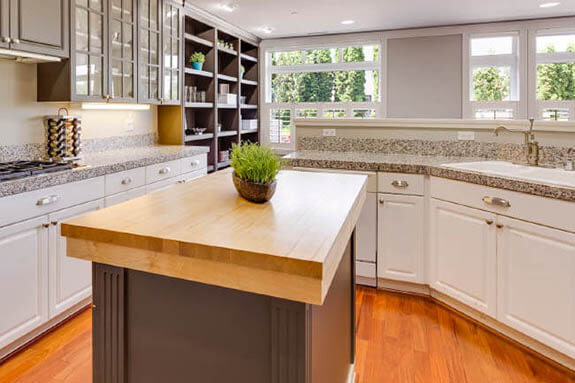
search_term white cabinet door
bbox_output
[356,192,377,263]
[0,216,49,348]
[430,199,497,317]
[48,199,104,318]
[377,194,424,283]
[497,216,575,358]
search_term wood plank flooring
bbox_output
[1,287,573,382]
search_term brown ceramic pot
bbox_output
[232,172,277,203]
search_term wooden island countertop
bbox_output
[62,170,367,305]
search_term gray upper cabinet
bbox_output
[138,0,162,104]
[160,0,182,105]
[108,0,137,102]
[7,0,69,57]
[0,0,9,49]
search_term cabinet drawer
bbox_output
[378,173,424,196]
[180,154,207,174]
[146,160,181,184]
[430,176,575,233]
[146,175,182,194]
[0,177,105,227]
[105,167,146,196]
[105,186,147,207]
[181,168,207,183]
[293,167,377,192]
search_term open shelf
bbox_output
[218,73,237,82]
[185,102,214,108]
[241,79,258,86]
[185,133,214,142]
[240,53,258,63]
[185,68,214,78]
[240,129,258,134]
[185,33,214,48]
[240,104,258,109]
[217,161,231,169]
[217,103,237,109]
[218,130,237,137]
[218,46,238,56]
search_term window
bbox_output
[469,34,520,119]
[264,43,381,146]
[535,32,575,121]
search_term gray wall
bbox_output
[387,34,463,119]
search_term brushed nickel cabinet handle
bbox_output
[482,196,511,208]
[159,167,171,175]
[391,180,409,188]
[121,177,133,185]
[485,220,494,225]
[36,195,60,206]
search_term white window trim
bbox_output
[262,37,384,149]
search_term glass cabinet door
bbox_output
[108,0,136,101]
[138,0,161,103]
[161,1,181,105]
[74,0,106,100]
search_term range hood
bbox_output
[0,48,61,64]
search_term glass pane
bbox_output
[163,38,171,68]
[77,0,88,7]
[111,20,122,58]
[271,51,302,66]
[150,0,158,30]
[352,109,376,118]
[125,63,134,98]
[270,109,291,144]
[271,70,379,103]
[164,69,171,99]
[171,38,179,67]
[111,60,122,97]
[537,63,575,100]
[124,24,133,60]
[537,34,575,54]
[89,0,102,11]
[89,13,103,53]
[472,66,511,101]
[304,48,336,64]
[140,29,149,62]
[474,109,514,120]
[471,36,514,56]
[111,0,121,19]
[75,8,88,51]
[323,109,346,118]
[172,7,179,35]
[296,109,318,118]
[171,71,179,100]
[150,32,158,64]
[542,108,570,121]
[163,5,172,30]
[89,55,102,96]
[141,66,149,99]
[343,45,378,62]
[124,0,133,18]
[75,53,89,96]
[150,66,158,99]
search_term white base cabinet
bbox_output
[430,199,497,318]
[377,194,424,283]
[355,192,378,285]
[48,200,104,318]
[497,216,575,358]
[0,216,49,348]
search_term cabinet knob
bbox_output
[12,38,20,44]
[36,195,60,206]
[159,167,171,175]
[485,220,494,225]
[1,37,11,43]
[191,160,200,167]
[496,224,504,229]
[42,223,50,229]
[121,177,133,185]
[51,221,58,226]
[379,198,385,204]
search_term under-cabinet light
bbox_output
[540,2,560,7]
[81,103,151,111]
[0,48,61,63]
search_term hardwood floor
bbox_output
[1,288,573,382]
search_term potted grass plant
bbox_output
[190,52,205,70]
[230,142,281,203]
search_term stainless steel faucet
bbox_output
[493,118,539,166]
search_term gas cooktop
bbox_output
[0,160,75,182]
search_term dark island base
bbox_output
[92,233,355,383]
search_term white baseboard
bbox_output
[377,278,575,373]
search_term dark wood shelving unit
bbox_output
[158,12,260,173]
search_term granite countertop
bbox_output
[0,145,210,198]
[285,150,575,202]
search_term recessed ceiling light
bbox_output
[341,20,355,25]
[218,3,238,12]
[259,26,274,34]
[540,2,560,8]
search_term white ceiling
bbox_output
[189,0,575,39]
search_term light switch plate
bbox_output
[323,129,336,137]
[457,131,475,141]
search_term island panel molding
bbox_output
[62,170,367,304]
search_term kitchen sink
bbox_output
[442,161,575,188]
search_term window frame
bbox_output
[531,28,575,122]
[262,39,384,149]
[464,32,523,120]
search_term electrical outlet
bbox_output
[124,112,135,132]
[457,131,475,141]
[323,129,336,137]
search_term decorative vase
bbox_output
[192,61,203,70]
[232,172,277,203]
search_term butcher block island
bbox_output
[61,170,367,383]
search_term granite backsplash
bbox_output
[297,136,575,167]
